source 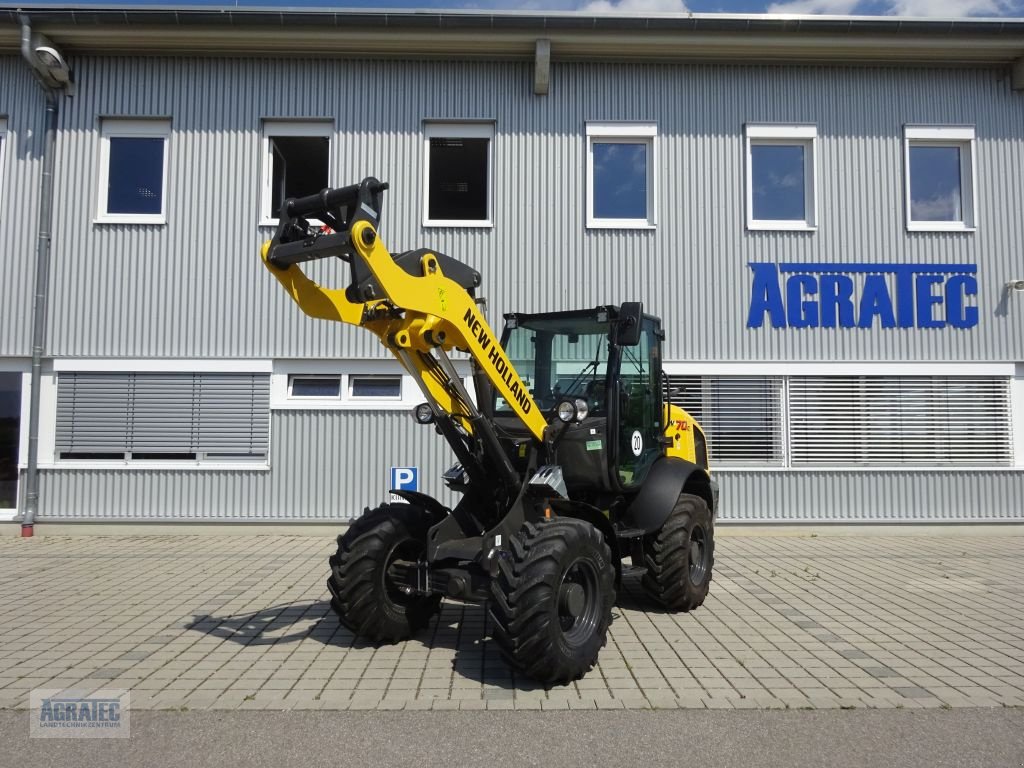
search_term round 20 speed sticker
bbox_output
[630,430,643,456]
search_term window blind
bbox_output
[788,376,1012,467]
[56,372,270,461]
[665,375,785,466]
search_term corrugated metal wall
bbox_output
[36,56,1024,362]
[35,409,1024,521]
[716,469,1024,522]
[37,410,456,520]
[4,53,1022,523]
[0,58,46,358]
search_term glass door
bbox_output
[0,373,22,517]
[616,319,663,488]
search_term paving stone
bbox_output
[892,686,936,699]
[3,531,1024,713]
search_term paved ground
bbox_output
[4,710,1024,768]
[1,528,1023,711]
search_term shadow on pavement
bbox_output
[187,573,665,689]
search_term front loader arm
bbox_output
[347,220,548,442]
[260,241,380,327]
[260,178,547,445]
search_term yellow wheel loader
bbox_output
[262,178,718,684]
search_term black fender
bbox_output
[391,490,450,522]
[623,457,716,534]
[548,498,623,589]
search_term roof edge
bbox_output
[2,5,1023,64]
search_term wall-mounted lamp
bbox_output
[20,19,74,94]
[33,44,71,84]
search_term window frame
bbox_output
[0,117,7,214]
[585,121,658,230]
[95,118,171,225]
[260,119,333,227]
[0,361,28,520]
[904,125,977,233]
[273,361,474,411]
[422,120,495,229]
[745,123,818,232]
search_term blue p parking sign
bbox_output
[390,467,418,502]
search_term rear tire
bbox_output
[327,503,442,643]
[489,517,616,685]
[641,493,714,611]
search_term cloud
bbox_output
[911,190,962,221]
[766,0,860,12]
[580,0,689,13]
[769,171,802,189]
[767,0,1022,15]
[884,0,1020,16]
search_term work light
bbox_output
[413,402,434,424]
[556,400,576,423]
[574,398,589,421]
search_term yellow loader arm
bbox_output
[260,178,547,443]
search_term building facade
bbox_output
[1,7,1023,525]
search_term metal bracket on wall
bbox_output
[1013,57,1024,91]
[534,39,551,96]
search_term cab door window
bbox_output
[617,319,662,487]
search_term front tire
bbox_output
[641,493,714,611]
[489,517,616,685]
[327,503,442,643]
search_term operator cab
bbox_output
[492,304,664,500]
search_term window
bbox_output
[745,124,817,231]
[97,119,170,224]
[789,376,1010,466]
[423,121,494,227]
[280,371,411,407]
[0,371,22,511]
[287,374,401,402]
[586,122,657,229]
[350,375,402,400]
[288,375,341,399]
[55,372,270,464]
[904,126,976,232]
[261,120,332,223]
[666,375,785,466]
[666,373,1013,469]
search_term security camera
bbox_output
[1008,280,1024,292]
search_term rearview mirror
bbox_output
[616,302,643,346]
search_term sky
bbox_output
[34,0,1024,18]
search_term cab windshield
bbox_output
[495,317,609,415]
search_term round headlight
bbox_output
[413,402,434,424]
[574,398,589,421]
[556,400,576,423]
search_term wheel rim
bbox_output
[557,557,602,647]
[688,524,709,586]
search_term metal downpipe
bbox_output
[19,17,61,537]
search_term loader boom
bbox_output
[261,177,547,494]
